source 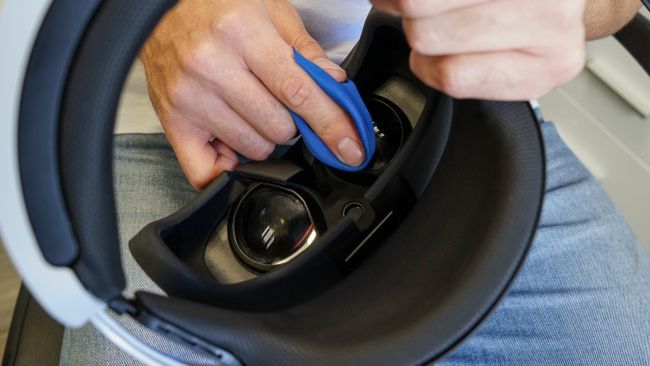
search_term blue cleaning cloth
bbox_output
[290,50,375,171]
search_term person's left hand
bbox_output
[370,0,588,100]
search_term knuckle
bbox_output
[431,60,467,98]
[396,0,419,15]
[280,77,312,109]
[404,21,438,55]
[293,33,320,54]
[410,33,430,55]
[165,78,191,109]
[403,21,418,49]
[536,47,584,97]
[552,1,585,29]
[310,112,343,138]
[410,54,433,87]
[268,120,297,144]
[404,21,423,53]
[251,141,274,161]
[178,42,214,73]
[213,5,249,37]
[248,96,296,144]
[237,130,274,161]
[555,47,585,82]
[529,85,553,100]
[188,172,212,190]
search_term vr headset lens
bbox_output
[231,183,319,271]
[222,94,411,273]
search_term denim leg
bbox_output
[438,122,650,366]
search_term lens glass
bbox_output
[234,185,317,267]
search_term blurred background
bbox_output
[539,8,650,253]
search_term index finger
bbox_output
[244,34,365,167]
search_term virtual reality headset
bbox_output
[0,1,561,365]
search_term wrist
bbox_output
[585,0,641,40]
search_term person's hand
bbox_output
[140,0,363,189]
[371,0,588,100]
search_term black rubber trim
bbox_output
[425,101,546,363]
[642,0,650,13]
[57,0,177,299]
[136,308,243,366]
[18,0,101,267]
[614,14,650,76]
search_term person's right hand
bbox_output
[140,0,364,189]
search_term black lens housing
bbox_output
[311,95,412,186]
[363,95,411,173]
[229,183,319,272]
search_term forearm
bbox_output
[585,0,641,39]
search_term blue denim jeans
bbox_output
[59,122,650,365]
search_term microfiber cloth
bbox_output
[290,50,376,171]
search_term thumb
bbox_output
[163,121,239,189]
[264,0,347,82]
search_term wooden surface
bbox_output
[0,240,21,361]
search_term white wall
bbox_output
[539,10,650,252]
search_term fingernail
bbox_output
[313,58,346,79]
[337,137,364,166]
[313,57,343,71]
